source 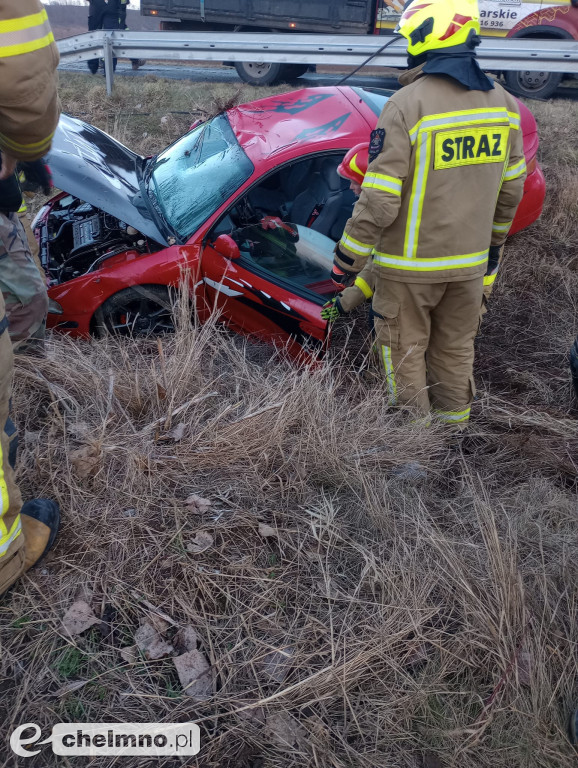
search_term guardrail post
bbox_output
[103,33,115,95]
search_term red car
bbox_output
[35,86,545,360]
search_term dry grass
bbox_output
[0,76,577,768]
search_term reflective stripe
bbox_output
[404,130,431,259]
[433,407,471,424]
[373,249,488,272]
[408,108,520,144]
[492,220,511,235]
[0,9,54,58]
[504,157,526,181]
[354,276,373,299]
[0,429,22,557]
[0,130,55,159]
[0,516,22,556]
[340,232,373,257]
[350,154,363,177]
[483,272,497,286]
[362,172,402,196]
[18,199,27,214]
[381,345,397,404]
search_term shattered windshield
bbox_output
[148,114,254,240]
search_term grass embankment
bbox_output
[1,74,576,768]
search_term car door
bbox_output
[199,223,332,362]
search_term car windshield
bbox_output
[351,87,393,117]
[148,114,254,240]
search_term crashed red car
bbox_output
[36,86,545,359]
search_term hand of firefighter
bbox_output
[17,159,53,195]
[0,152,17,181]
[321,296,345,322]
[330,263,355,289]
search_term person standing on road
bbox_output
[0,0,61,595]
[87,0,120,75]
[118,0,146,71]
[333,0,526,427]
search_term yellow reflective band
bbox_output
[0,130,55,159]
[362,172,402,196]
[350,153,363,177]
[0,9,54,58]
[483,273,497,286]
[354,276,373,299]
[409,108,518,145]
[340,232,373,257]
[381,345,397,404]
[373,249,488,272]
[404,130,431,259]
[0,516,22,556]
[0,8,48,33]
[433,407,471,423]
[504,158,526,181]
[492,220,512,233]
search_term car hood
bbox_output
[46,114,169,246]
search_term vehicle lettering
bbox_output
[434,126,509,170]
[247,93,332,115]
[295,113,351,141]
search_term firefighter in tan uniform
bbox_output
[0,0,61,595]
[333,0,526,426]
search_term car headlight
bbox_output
[48,299,63,315]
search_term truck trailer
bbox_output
[141,0,578,98]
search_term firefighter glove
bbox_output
[321,296,345,322]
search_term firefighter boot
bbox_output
[20,499,60,571]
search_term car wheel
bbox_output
[283,64,310,79]
[93,285,175,338]
[234,61,289,85]
[504,69,563,100]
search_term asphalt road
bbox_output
[59,59,578,100]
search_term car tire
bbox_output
[234,61,290,85]
[283,64,310,79]
[504,69,563,100]
[93,285,175,338]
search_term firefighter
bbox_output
[87,0,120,75]
[322,144,377,321]
[0,0,61,595]
[333,0,526,427]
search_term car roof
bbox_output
[226,87,372,165]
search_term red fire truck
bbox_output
[141,0,578,97]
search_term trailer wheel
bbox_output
[283,64,310,79]
[234,61,289,85]
[504,69,563,100]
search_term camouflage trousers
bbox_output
[0,212,48,350]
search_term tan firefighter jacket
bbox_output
[0,0,60,162]
[335,65,527,284]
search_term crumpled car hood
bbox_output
[46,114,168,246]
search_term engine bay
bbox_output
[36,194,154,284]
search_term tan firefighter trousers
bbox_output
[0,291,26,594]
[372,275,484,426]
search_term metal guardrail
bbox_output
[56,30,578,95]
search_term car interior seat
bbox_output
[290,158,353,239]
[248,160,312,215]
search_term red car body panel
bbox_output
[42,86,545,357]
